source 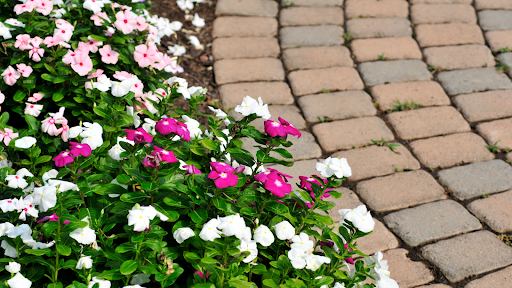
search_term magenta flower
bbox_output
[37,213,59,223]
[235,166,246,173]
[15,34,31,50]
[125,128,153,144]
[255,171,271,183]
[210,162,235,173]
[35,0,53,15]
[99,45,119,64]
[264,172,292,198]
[114,10,137,34]
[184,164,201,175]
[53,151,74,167]
[175,122,191,141]
[194,271,211,280]
[2,66,21,86]
[16,64,33,77]
[208,162,238,189]
[0,128,19,145]
[155,118,178,135]
[299,175,333,200]
[267,168,292,182]
[142,155,158,168]
[27,93,43,102]
[69,142,92,157]
[71,53,93,76]
[264,117,301,139]
[28,43,44,62]
[133,44,157,68]
[151,146,178,164]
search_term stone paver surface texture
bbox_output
[212,0,512,286]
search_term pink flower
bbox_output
[113,71,135,81]
[267,168,293,182]
[52,151,73,167]
[28,44,44,62]
[264,172,292,198]
[87,69,104,79]
[71,53,93,76]
[114,10,136,34]
[175,122,190,141]
[29,36,43,46]
[76,42,90,55]
[0,128,19,145]
[54,20,74,42]
[210,162,235,173]
[194,271,211,280]
[142,155,158,168]
[155,118,178,135]
[299,175,333,200]
[15,34,31,50]
[86,36,103,53]
[184,164,201,175]
[28,93,44,102]
[60,124,70,142]
[56,19,74,31]
[43,35,61,47]
[135,16,148,31]
[36,0,53,16]
[41,107,66,136]
[62,50,77,65]
[2,66,21,86]
[125,128,153,144]
[154,88,170,98]
[90,12,109,26]
[152,52,167,71]
[0,91,4,104]
[16,64,33,77]
[24,103,43,117]
[208,166,238,189]
[264,117,301,139]
[133,44,157,68]
[131,80,144,97]
[99,45,119,64]
[255,171,271,183]
[14,2,35,15]
[37,213,59,223]
[69,142,92,157]
[151,146,178,164]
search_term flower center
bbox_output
[220,173,227,178]
[275,180,282,187]
[30,105,34,108]
[124,19,128,23]
[272,122,280,127]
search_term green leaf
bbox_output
[41,73,56,82]
[93,106,111,120]
[120,192,148,203]
[201,138,220,151]
[115,174,132,185]
[25,248,51,256]
[191,284,215,288]
[228,278,257,288]
[312,213,333,225]
[188,208,207,224]
[24,114,39,131]
[115,243,136,254]
[13,90,26,102]
[94,184,127,196]
[44,63,57,75]
[273,148,292,159]
[90,34,108,41]
[251,264,267,275]
[34,155,52,166]
[265,202,289,215]
[226,147,255,167]
[41,221,58,238]
[56,244,71,256]
[53,87,66,102]
[163,197,189,209]
[262,279,278,287]
[141,181,158,192]
[120,260,138,275]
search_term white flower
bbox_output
[0,23,12,40]
[7,273,31,288]
[5,261,21,273]
[80,122,103,137]
[111,78,138,97]
[254,97,271,119]
[15,197,38,221]
[208,106,228,120]
[47,179,78,192]
[82,135,103,150]
[218,214,246,237]
[339,205,375,233]
[14,136,36,149]
[50,8,66,18]
[188,35,203,49]
[333,283,345,288]
[0,199,17,213]
[375,275,399,288]
[0,222,14,236]
[168,44,186,56]
[253,225,274,247]
[127,205,152,232]
[273,221,295,240]
[303,254,330,271]
[199,218,222,242]
[70,226,97,245]
[235,96,258,116]
[170,21,183,31]
[173,227,195,244]
[316,157,338,178]
[182,115,202,139]
[291,232,314,251]
[5,19,25,29]
[109,143,126,160]
[238,239,258,263]
[287,248,307,269]
[187,86,205,98]
[365,251,391,281]
[88,277,111,288]
[130,274,151,285]
[191,13,205,28]
[6,169,33,189]
[66,126,83,139]
[42,169,59,183]
[83,0,104,13]
[0,158,13,168]
[32,186,57,212]
[329,157,352,178]
[76,254,93,269]
[177,0,194,10]
[166,76,188,87]
[24,103,43,117]
[6,224,32,239]
[177,86,191,99]
[93,75,112,92]
[1,240,18,258]
[142,118,156,135]
[126,106,141,128]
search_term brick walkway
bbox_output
[211,0,512,287]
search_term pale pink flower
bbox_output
[86,36,102,53]
[56,19,74,31]
[76,42,90,55]
[0,128,18,145]
[27,93,43,102]
[152,52,167,70]
[2,66,21,86]
[90,12,109,26]
[114,10,136,34]
[135,16,148,31]
[133,44,156,68]
[113,71,135,81]
[16,64,33,78]
[71,53,93,76]
[87,69,104,79]
[130,80,144,97]
[43,35,60,47]
[36,0,53,16]
[53,23,73,42]
[41,107,66,136]
[29,36,43,46]
[60,124,70,142]
[15,34,31,50]
[24,103,43,117]
[0,91,4,104]
[104,26,116,36]
[62,50,77,64]
[28,44,44,62]
[99,45,119,64]
[13,2,35,15]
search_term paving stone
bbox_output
[288,67,364,96]
[465,265,512,288]
[280,7,344,26]
[346,18,412,39]
[415,23,485,47]
[409,132,495,169]
[212,17,277,38]
[313,117,394,153]
[356,220,400,256]
[345,0,409,19]
[229,105,306,133]
[436,67,512,96]
[423,45,495,71]
[422,231,512,283]
[508,152,512,162]
[477,118,512,149]
[411,4,477,24]
[358,60,432,87]
[298,90,377,124]
[267,159,320,187]
[453,90,512,122]
[438,159,512,200]
[411,0,472,3]
[214,58,284,85]
[467,190,512,233]
[280,26,344,49]
[485,30,512,52]
[282,0,343,6]
[216,0,278,17]
[498,53,512,78]
[416,285,452,288]
[351,37,422,62]
[383,249,434,288]
[241,131,322,161]
[220,82,294,110]
[386,106,471,140]
[478,10,512,31]
[331,145,421,181]
[325,188,363,224]
[475,0,512,10]
[282,46,353,71]
[212,37,280,60]
[371,81,451,111]
[384,200,482,247]
[356,170,447,212]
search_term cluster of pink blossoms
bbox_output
[143,146,178,168]
[41,107,71,141]
[264,117,301,140]
[255,168,293,198]
[52,142,92,167]
[14,0,53,16]
[155,118,191,141]
[208,162,240,189]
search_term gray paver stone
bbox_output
[467,190,512,233]
[288,67,364,96]
[497,52,512,78]
[356,170,447,212]
[282,0,343,6]
[478,10,512,31]
[384,200,482,247]
[485,30,512,52]
[220,82,294,110]
[465,265,512,288]
[475,0,512,10]
[280,7,344,26]
[214,58,285,85]
[422,230,512,282]
[436,67,512,95]
[423,44,495,71]
[212,17,277,38]
[453,90,512,122]
[346,18,412,39]
[477,118,512,149]
[411,4,477,24]
[282,46,353,71]
[216,0,278,17]
[437,159,512,200]
[280,26,344,49]
[371,81,451,111]
[383,249,434,288]
[212,37,280,60]
[298,90,377,123]
[358,60,433,87]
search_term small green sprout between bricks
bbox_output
[390,100,421,112]
[317,116,330,123]
[321,89,331,93]
[282,1,294,7]
[371,137,400,154]
[343,32,354,42]
[496,63,511,74]
[378,53,389,60]
[499,46,512,53]
[486,141,501,153]
[481,194,489,198]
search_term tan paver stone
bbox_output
[422,231,512,283]
[346,18,412,39]
[267,159,320,187]
[409,132,495,168]
[485,30,512,52]
[411,4,477,24]
[216,0,278,17]
[415,23,485,47]
[467,190,512,233]
[298,90,377,124]
[282,0,343,6]
[384,200,482,247]
[345,0,409,19]
[387,106,471,140]
[371,81,451,112]
[280,26,345,49]
[356,220,400,256]
[331,145,421,181]
[313,117,394,153]
[477,118,512,149]
[282,46,353,71]
[356,170,447,212]
[453,90,512,122]
[423,45,495,70]
[212,17,277,38]
[411,0,472,3]
[465,266,512,288]
[384,249,434,288]
[288,67,364,96]
[220,82,294,110]
[280,7,344,26]
[508,152,512,162]
[325,188,363,224]
[229,105,306,133]
[475,0,512,10]
[351,37,422,62]
[212,37,280,60]
[416,285,452,288]
[214,58,284,85]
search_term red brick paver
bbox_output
[219,82,294,110]
[453,90,512,122]
[465,265,512,288]
[215,0,278,17]
[384,249,435,288]
[283,0,343,6]
[371,81,451,111]
[476,118,512,149]
[423,45,495,70]
[475,0,512,10]
[485,30,512,52]
[356,220,400,256]
[351,37,422,62]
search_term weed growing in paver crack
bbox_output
[496,63,511,74]
[499,46,512,53]
[378,53,389,61]
[282,1,294,7]
[389,100,421,112]
[481,194,489,198]
[321,89,331,93]
[395,167,403,172]
[486,141,501,153]
[498,234,512,246]
[343,32,354,42]
[318,116,330,123]
[371,138,401,154]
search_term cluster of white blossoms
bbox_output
[127,204,169,232]
[364,252,399,288]
[338,205,375,233]
[234,96,271,120]
[0,223,55,258]
[316,157,352,179]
